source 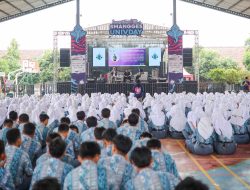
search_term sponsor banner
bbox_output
[70,24,87,93]
[167,24,184,85]
[109,19,143,36]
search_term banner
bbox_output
[167,24,184,90]
[149,48,161,66]
[93,48,106,67]
[109,19,143,36]
[70,24,87,93]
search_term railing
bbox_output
[2,81,243,97]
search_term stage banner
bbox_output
[167,24,184,88]
[70,24,87,93]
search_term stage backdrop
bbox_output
[167,24,184,84]
[70,24,87,93]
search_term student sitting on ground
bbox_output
[0,140,14,190]
[5,128,33,189]
[20,123,42,167]
[147,139,180,179]
[18,113,43,144]
[117,113,141,141]
[31,138,73,189]
[32,177,60,190]
[212,111,237,155]
[36,133,79,168]
[102,128,117,157]
[148,106,167,139]
[131,108,148,132]
[99,108,117,129]
[64,141,119,189]
[94,127,106,149]
[98,134,134,190]
[9,111,18,128]
[0,119,13,145]
[81,116,98,142]
[58,124,75,159]
[73,111,87,134]
[185,116,214,155]
[125,147,179,190]
[36,113,50,148]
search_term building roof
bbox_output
[0,0,74,23]
[180,0,250,19]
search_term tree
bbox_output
[223,69,243,84]
[199,49,238,80]
[0,39,21,75]
[38,50,55,83]
[208,68,226,83]
[243,38,250,70]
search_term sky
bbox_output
[0,0,249,50]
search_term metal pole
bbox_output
[76,0,80,25]
[173,0,177,25]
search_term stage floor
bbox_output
[161,139,250,190]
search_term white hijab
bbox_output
[197,116,214,140]
[213,112,233,139]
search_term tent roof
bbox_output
[180,0,250,19]
[0,0,74,23]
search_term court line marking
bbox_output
[177,141,221,190]
[211,155,250,190]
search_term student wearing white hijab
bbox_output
[185,116,214,155]
[169,105,186,139]
[148,106,167,139]
[230,103,250,144]
[213,112,236,155]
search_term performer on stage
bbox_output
[111,67,117,83]
[123,70,132,82]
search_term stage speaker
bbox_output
[183,48,193,67]
[87,78,96,83]
[60,48,71,67]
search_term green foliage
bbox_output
[19,73,40,85]
[0,39,21,75]
[208,68,225,83]
[38,50,71,83]
[243,38,250,70]
[208,68,246,84]
[199,49,238,80]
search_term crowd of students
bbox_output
[2,91,247,189]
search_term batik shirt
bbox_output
[138,118,149,132]
[151,149,180,179]
[98,154,135,190]
[125,168,179,190]
[117,126,141,142]
[36,123,49,147]
[64,160,119,190]
[80,127,95,143]
[20,134,41,163]
[101,144,113,158]
[64,138,76,159]
[0,167,15,190]
[66,130,80,153]
[0,128,11,145]
[31,157,73,189]
[18,124,43,143]
[98,118,116,129]
[36,153,79,168]
[5,145,33,187]
[73,120,88,134]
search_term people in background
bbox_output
[124,69,132,82]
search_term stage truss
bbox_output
[53,23,200,92]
